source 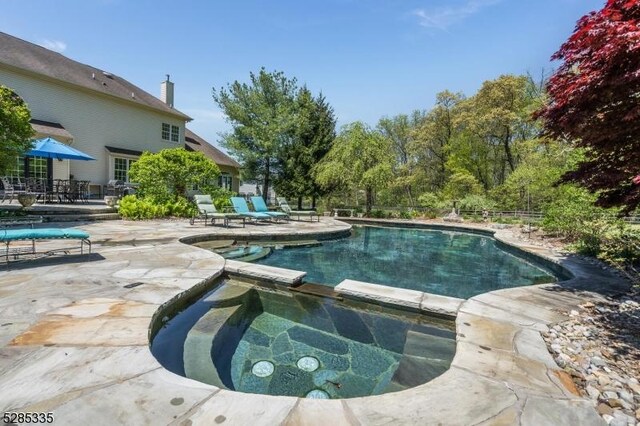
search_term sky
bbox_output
[1,0,605,152]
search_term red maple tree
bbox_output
[537,0,640,213]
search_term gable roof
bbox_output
[185,128,241,169]
[0,32,190,121]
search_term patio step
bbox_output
[1,201,120,222]
[42,212,121,222]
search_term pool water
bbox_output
[252,226,556,299]
[151,280,456,399]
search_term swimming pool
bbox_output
[250,226,556,299]
[151,278,456,399]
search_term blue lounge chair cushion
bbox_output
[250,197,289,218]
[230,197,272,219]
[0,228,90,242]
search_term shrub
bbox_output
[118,195,197,220]
[129,148,220,203]
[369,209,387,218]
[417,192,447,209]
[118,195,166,220]
[542,185,607,238]
[442,171,482,200]
[208,188,236,211]
[458,194,496,212]
[165,197,197,218]
[492,216,523,225]
[598,225,640,269]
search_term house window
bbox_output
[113,157,136,182]
[29,157,48,180]
[6,156,47,182]
[171,125,180,142]
[162,123,171,141]
[162,123,180,142]
[218,173,232,190]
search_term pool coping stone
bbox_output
[335,279,463,319]
[0,217,630,425]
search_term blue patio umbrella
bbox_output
[26,137,96,161]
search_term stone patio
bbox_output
[0,217,630,425]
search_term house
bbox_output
[184,129,240,192]
[0,31,240,195]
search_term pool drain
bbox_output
[305,389,330,399]
[252,361,275,377]
[297,356,320,372]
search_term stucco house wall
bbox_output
[0,66,185,185]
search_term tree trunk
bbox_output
[366,186,373,214]
[311,196,316,209]
[503,129,516,172]
[406,185,414,208]
[297,196,302,210]
[262,157,270,203]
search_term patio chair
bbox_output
[230,197,272,223]
[1,226,91,264]
[25,178,48,203]
[250,196,289,222]
[78,180,91,204]
[190,194,245,227]
[1,177,26,204]
[277,198,320,222]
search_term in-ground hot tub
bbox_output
[151,278,456,399]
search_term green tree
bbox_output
[315,122,393,214]
[128,148,220,202]
[411,91,464,191]
[213,68,298,202]
[490,139,574,211]
[275,87,336,209]
[377,110,426,206]
[0,85,33,174]
[453,75,543,188]
[442,170,483,200]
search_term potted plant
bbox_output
[17,193,37,208]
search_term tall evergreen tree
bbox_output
[213,68,297,202]
[275,87,336,209]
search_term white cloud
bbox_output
[39,39,67,52]
[413,0,502,30]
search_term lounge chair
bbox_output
[1,227,91,264]
[190,194,245,227]
[277,198,320,222]
[250,196,289,222]
[230,197,272,223]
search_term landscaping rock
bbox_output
[542,288,640,425]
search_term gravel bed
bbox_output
[543,290,640,426]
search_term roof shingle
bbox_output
[185,128,240,168]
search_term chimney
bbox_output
[160,74,174,107]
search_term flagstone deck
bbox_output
[0,218,629,425]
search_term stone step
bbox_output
[183,305,242,388]
[2,204,117,215]
[203,282,253,307]
[43,213,121,222]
